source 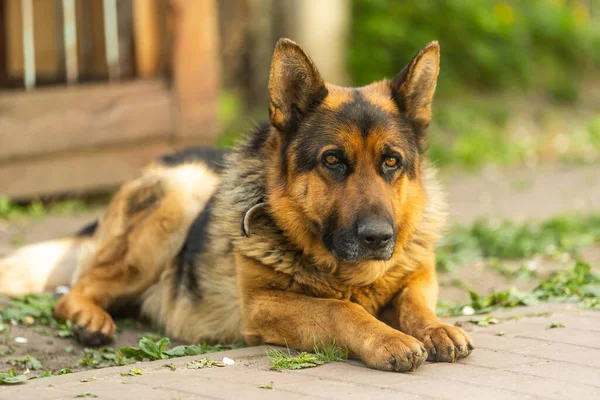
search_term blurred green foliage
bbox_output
[436,212,600,272]
[217,1,600,169]
[349,0,600,102]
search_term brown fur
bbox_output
[0,38,472,371]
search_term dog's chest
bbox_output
[288,271,402,316]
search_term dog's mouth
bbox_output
[330,243,395,262]
[326,233,396,262]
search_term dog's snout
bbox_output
[357,218,394,250]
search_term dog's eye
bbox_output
[324,154,339,166]
[384,157,399,168]
[321,152,347,176]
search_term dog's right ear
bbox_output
[390,41,440,134]
[268,38,327,132]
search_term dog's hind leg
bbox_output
[54,163,219,345]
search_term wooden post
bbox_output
[246,0,273,109]
[279,0,350,85]
[169,0,220,146]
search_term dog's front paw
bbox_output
[55,294,116,347]
[419,324,473,362]
[361,332,427,372]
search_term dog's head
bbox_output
[265,39,440,283]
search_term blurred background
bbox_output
[0,0,599,199]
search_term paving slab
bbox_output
[508,360,600,388]
[499,377,600,400]
[511,342,600,368]
[1,306,599,399]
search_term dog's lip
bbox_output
[331,249,394,263]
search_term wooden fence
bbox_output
[0,0,220,199]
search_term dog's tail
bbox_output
[0,221,97,296]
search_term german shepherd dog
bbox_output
[0,39,472,372]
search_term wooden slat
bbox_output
[21,0,35,89]
[169,0,220,145]
[62,0,79,83]
[133,0,160,78]
[75,0,94,78]
[0,141,172,199]
[6,0,64,86]
[0,79,171,161]
[0,0,8,87]
[103,0,120,80]
[54,0,66,80]
[116,0,134,78]
[75,0,108,80]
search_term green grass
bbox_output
[0,293,73,339]
[259,382,274,389]
[0,197,90,221]
[427,97,600,169]
[437,261,600,317]
[428,99,520,168]
[75,336,243,370]
[266,342,348,371]
[75,392,98,398]
[436,213,600,272]
[0,368,27,385]
[120,367,144,376]
[0,297,244,365]
[0,193,112,221]
[547,321,565,329]
[162,363,176,371]
[488,261,538,281]
[119,337,171,361]
[8,355,42,371]
[1,293,67,330]
[78,347,132,369]
[436,213,600,317]
[186,358,225,369]
[119,336,246,361]
[27,368,73,380]
[0,293,246,377]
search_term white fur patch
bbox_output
[0,238,86,296]
[150,163,221,221]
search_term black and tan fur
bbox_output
[0,39,472,372]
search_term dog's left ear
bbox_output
[391,41,440,132]
[268,38,327,132]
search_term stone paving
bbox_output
[2,303,599,400]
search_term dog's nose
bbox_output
[357,218,394,250]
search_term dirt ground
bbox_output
[1,163,599,375]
